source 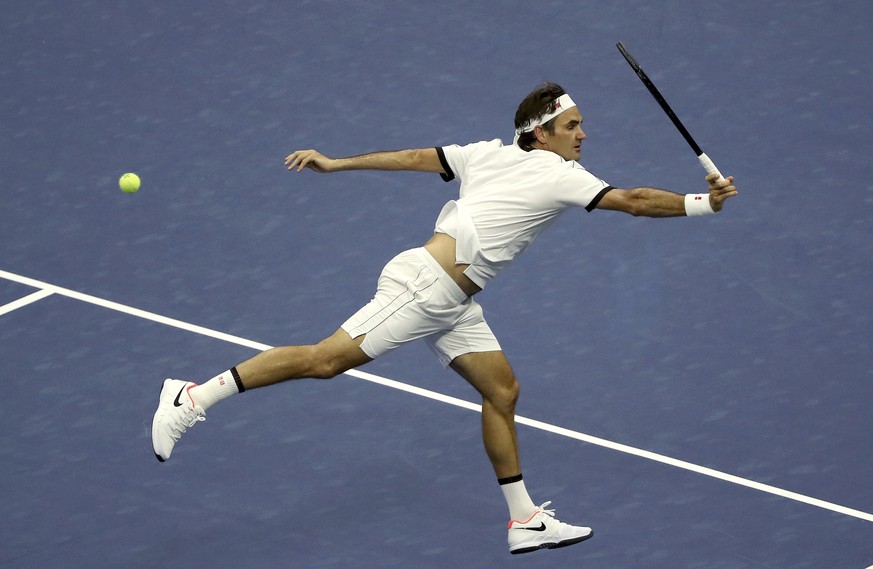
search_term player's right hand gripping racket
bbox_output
[616,42,724,182]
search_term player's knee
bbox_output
[310,357,342,380]
[487,375,520,413]
[308,332,370,379]
[308,347,350,380]
[505,377,520,408]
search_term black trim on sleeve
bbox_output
[435,147,455,182]
[585,186,615,212]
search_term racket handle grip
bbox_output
[698,153,724,182]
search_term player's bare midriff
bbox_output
[423,232,481,297]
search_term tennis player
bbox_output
[152,81,737,554]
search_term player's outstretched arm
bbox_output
[596,174,737,217]
[285,148,445,175]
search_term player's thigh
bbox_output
[313,328,373,378]
[449,350,519,407]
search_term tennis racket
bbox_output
[616,42,724,182]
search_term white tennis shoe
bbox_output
[507,501,593,554]
[151,379,205,462]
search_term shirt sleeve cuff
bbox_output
[585,186,615,212]
[435,147,455,182]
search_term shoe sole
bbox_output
[510,529,594,555]
[152,379,172,462]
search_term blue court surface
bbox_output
[3,1,872,567]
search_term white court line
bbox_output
[0,269,271,352]
[0,288,55,317]
[1,267,872,524]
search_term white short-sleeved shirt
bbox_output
[434,139,614,288]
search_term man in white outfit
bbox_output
[152,81,737,554]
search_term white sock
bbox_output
[499,474,538,522]
[188,367,245,411]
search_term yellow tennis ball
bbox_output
[119,172,141,193]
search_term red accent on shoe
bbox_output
[507,509,540,529]
[185,383,199,406]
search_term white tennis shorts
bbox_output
[341,247,501,367]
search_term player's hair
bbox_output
[514,82,567,151]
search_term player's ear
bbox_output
[534,125,548,144]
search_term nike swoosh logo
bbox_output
[173,385,188,407]
[522,523,547,532]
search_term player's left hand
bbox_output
[285,149,337,173]
[707,173,737,212]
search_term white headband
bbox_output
[515,94,577,135]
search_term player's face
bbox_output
[539,108,586,161]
